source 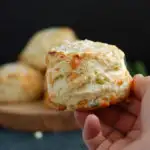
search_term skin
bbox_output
[75,74,150,150]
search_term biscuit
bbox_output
[19,27,77,71]
[45,40,132,111]
[0,62,44,103]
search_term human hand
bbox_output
[75,75,150,150]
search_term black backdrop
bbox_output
[0,0,150,72]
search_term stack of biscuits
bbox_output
[0,27,77,104]
[0,26,132,112]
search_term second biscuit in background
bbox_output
[19,27,77,72]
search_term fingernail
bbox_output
[84,114,101,140]
[131,74,144,91]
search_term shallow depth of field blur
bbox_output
[0,1,150,76]
[0,1,149,150]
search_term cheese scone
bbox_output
[45,40,132,111]
[0,62,44,103]
[43,76,57,109]
[19,27,77,72]
[43,77,49,103]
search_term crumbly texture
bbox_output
[0,62,44,103]
[45,40,132,111]
[19,27,77,72]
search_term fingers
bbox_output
[114,111,136,134]
[95,106,136,134]
[83,114,127,150]
[75,112,114,150]
[83,114,102,150]
[133,75,150,133]
[133,74,149,99]
[74,74,150,149]
[141,88,150,133]
[119,96,141,116]
[95,107,120,127]
[109,138,132,150]
[74,111,90,128]
[83,114,101,140]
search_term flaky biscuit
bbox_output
[19,27,77,71]
[0,62,44,103]
[45,40,132,111]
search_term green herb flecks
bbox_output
[96,78,105,84]
[54,74,64,81]
[95,72,109,84]
[94,71,98,75]
[113,63,121,70]
[88,99,99,107]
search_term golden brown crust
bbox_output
[45,40,132,111]
[45,87,131,111]
[44,95,67,111]
[19,27,77,71]
[0,62,44,103]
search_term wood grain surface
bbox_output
[0,101,80,132]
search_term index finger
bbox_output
[74,111,91,128]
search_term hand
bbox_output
[75,75,150,150]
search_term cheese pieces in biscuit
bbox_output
[45,40,132,111]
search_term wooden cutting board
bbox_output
[0,101,80,132]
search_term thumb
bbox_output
[133,74,146,99]
[134,74,150,133]
[83,114,102,150]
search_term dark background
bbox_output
[0,0,150,72]
[0,1,149,149]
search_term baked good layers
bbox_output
[45,40,132,111]
[19,27,77,71]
